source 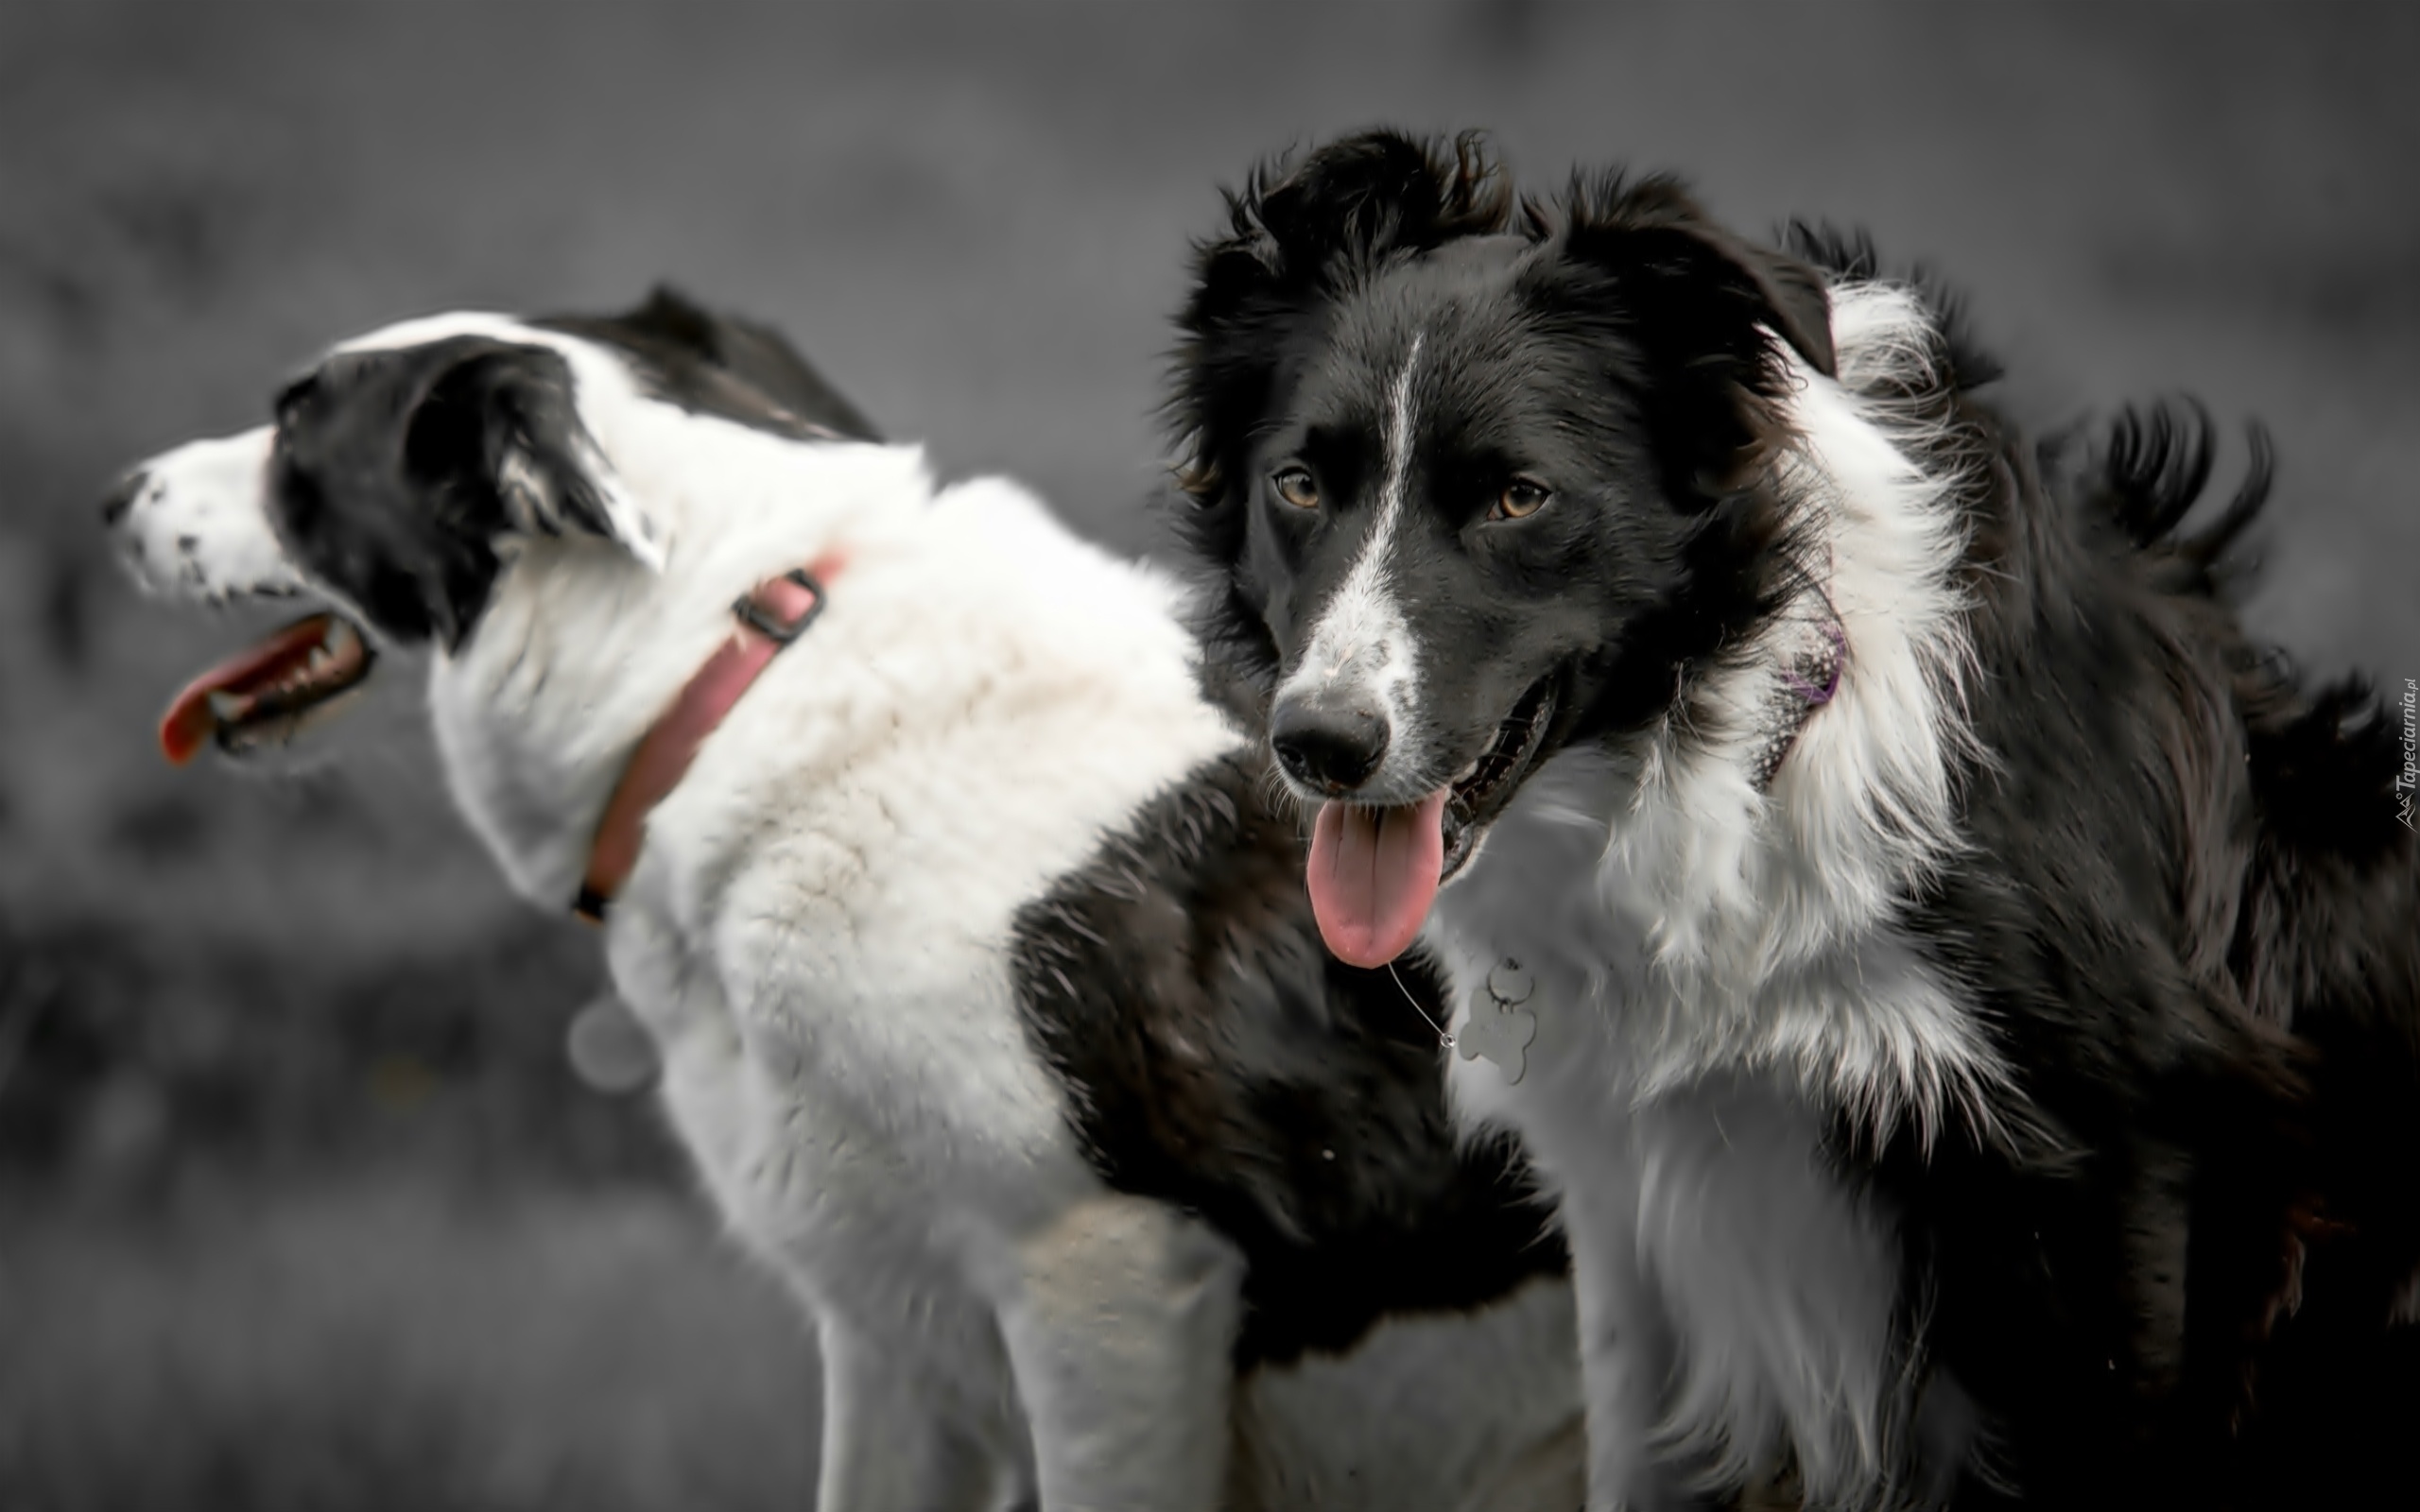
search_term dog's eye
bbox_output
[1492,477,1551,522]
[1270,468,1321,511]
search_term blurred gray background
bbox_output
[3,5,2413,1507]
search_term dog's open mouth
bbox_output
[1306,674,1559,970]
[158,611,375,765]
[1441,676,1558,883]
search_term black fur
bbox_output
[268,291,874,649]
[1164,129,2419,1506]
[270,335,575,646]
[1875,386,2420,1507]
[1010,749,1565,1367]
[538,285,880,444]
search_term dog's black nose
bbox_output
[100,470,146,527]
[1271,695,1390,793]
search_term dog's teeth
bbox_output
[208,691,245,720]
[1454,760,1480,784]
[308,647,332,674]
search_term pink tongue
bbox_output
[157,612,342,767]
[1307,789,1449,969]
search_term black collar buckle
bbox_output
[733,569,825,644]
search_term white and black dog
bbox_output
[101,290,1586,1512]
[1167,131,2419,1509]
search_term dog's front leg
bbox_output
[993,1192,1244,1512]
[1558,1163,1689,1512]
[815,1314,1013,1512]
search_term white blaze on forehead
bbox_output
[1376,331,1424,537]
[1279,335,1433,795]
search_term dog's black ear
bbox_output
[1559,175,1834,376]
[1539,174,1836,503]
[405,341,666,570]
[1199,129,1511,304]
[1171,129,1512,511]
[271,335,664,649]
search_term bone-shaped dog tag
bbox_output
[1458,985,1537,1083]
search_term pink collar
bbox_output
[572,558,838,922]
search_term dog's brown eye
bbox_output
[1271,468,1321,511]
[1493,477,1551,522]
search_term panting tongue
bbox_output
[1307,789,1449,969]
[158,611,366,765]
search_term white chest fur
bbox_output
[1432,755,1946,1504]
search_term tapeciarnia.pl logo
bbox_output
[2397,677,2416,833]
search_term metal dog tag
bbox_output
[1458,981,1537,1084]
[565,989,660,1094]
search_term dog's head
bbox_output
[1168,130,1836,966]
[104,288,878,764]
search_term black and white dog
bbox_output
[1167,130,2419,1508]
[101,290,1584,1512]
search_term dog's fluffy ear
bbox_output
[1193,129,1511,312]
[1537,174,1836,503]
[1171,129,1512,509]
[413,344,666,571]
[1553,174,1834,374]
